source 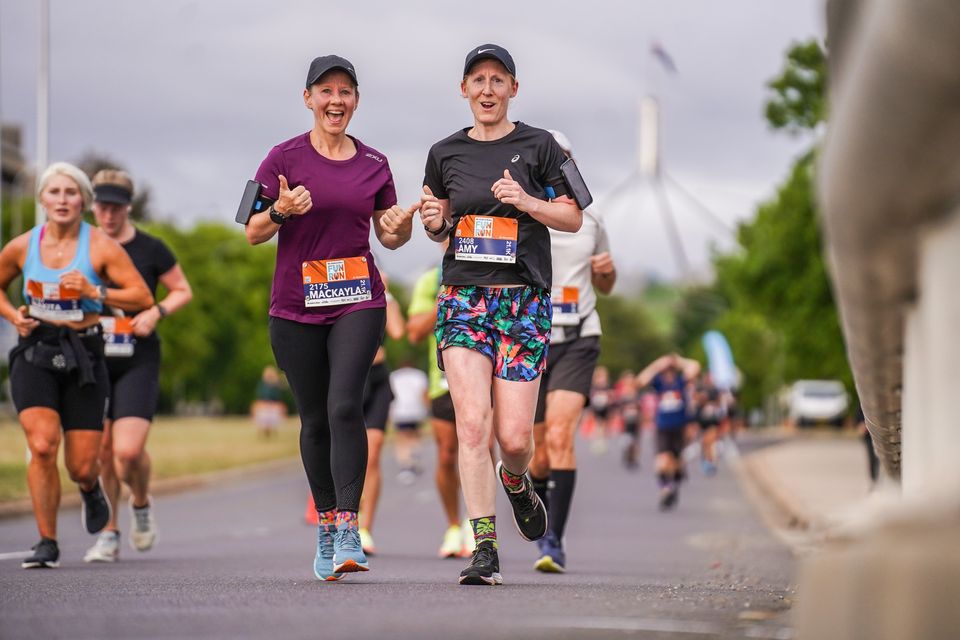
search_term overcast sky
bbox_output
[0,0,824,286]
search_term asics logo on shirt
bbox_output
[511,154,520,162]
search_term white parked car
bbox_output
[788,380,849,427]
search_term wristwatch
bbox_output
[156,304,168,319]
[95,285,107,302]
[269,205,289,225]
[427,218,449,237]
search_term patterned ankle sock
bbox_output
[499,463,527,494]
[318,509,337,527]
[336,510,358,528]
[470,516,498,549]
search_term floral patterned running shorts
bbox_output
[435,284,552,382]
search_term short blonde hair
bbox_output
[92,168,134,195]
[36,162,94,209]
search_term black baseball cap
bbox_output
[306,55,358,88]
[463,44,516,78]
[93,183,132,205]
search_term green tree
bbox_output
[707,38,852,412]
[596,295,671,377]
[764,40,827,134]
[146,222,277,413]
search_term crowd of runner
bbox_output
[3,44,741,583]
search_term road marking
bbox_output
[534,616,721,636]
[0,550,32,561]
[533,616,794,639]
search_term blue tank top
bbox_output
[22,221,104,320]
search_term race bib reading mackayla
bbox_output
[302,256,372,307]
[454,215,518,263]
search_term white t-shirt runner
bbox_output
[548,207,610,344]
[389,367,429,425]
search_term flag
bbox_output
[650,41,678,74]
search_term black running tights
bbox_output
[269,309,385,513]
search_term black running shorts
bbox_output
[534,336,600,424]
[10,353,109,431]
[363,362,394,431]
[106,339,161,421]
[430,392,456,424]
[656,428,685,458]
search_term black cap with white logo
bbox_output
[306,55,358,88]
[463,44,516,78]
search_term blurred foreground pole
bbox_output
[35,0,49,225]
[800,0,960,637]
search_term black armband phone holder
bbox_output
[560,158,593,210]
[235,180,276,225]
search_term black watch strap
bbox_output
[269,205,289,225]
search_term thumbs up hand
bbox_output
[274,174,312,217]
[380,200,421,236]
[419,184,446,234]
[491,168,532,211]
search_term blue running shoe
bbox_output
[533,531,565,573]
[314,524,344,581]
[333,522,369,573]
[701,459,718,476]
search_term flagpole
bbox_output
[36,0,50,225]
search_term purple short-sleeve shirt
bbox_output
[255,133,398,325]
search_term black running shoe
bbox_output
[459,541,503,585]
[658,485,679,511]
[496,461,548,541]
[80,479,112,534]
[22,538,59,569]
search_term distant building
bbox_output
[1,123,29,189]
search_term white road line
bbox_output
[534,616,722,636]
[0,550,32,561]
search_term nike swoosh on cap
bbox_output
[478,48,495,54]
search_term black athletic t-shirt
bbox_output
[106,228,177,340]
[423,122,569,289]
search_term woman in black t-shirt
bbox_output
[84,169,193,563]
[419,43,584,586]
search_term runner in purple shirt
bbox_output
[245,54,420,582]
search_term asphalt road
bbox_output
[0,431,795,640]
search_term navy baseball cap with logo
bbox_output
[463,44,516,77]
[306,55,358,88]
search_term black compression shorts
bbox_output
[10,346,109,431]
[106,339,161,421]
[363,362,394,431]
[430,392,456,424]
[656,429,685,458]
[534,335,600,424]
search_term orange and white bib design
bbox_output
[454,215,518,263]
[26,280,83,322]
[551,286,580,326]
[99,316,135,357]
[302,256,372,307]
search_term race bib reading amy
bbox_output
[455,215,518,263]
[552,286,580,326]
[26,280,83,322]
[302,257,372,307]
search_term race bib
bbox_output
[660,390,683,413]
[26,280,83,322]
[100,316,135,357]
[302,256,372,307]
[551,286,580,326]
[454,215,518,263]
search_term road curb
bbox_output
[738,447,815,532]
[0,456,300,521]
